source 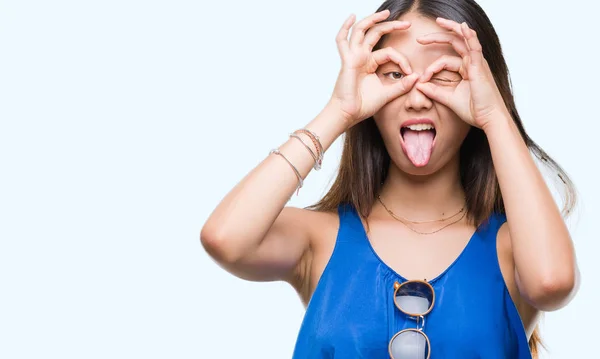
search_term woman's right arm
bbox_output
[200,9,418,284]
[200,101,348,283]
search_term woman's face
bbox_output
[373,12,471,176]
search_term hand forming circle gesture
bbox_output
[330,10,420,128]
[415,18,510,129]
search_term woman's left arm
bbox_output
[415,18,579,311]
[484,115,579,311]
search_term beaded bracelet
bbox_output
[289,133,320,170]
[293,129,323,168]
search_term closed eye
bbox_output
[431,70,461,84]
[432,77,456,83]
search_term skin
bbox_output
[373,13,470,177]
[201,9,580,342]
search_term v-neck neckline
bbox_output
[351,205,486,284]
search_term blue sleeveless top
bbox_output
[292,203,531,358]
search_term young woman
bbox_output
[201,0,579,357]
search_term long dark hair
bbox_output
[309,0,577,357]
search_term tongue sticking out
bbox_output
[403,129,435,167]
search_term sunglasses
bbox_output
[388,280,435,359]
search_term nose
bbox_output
[404,82,433,112]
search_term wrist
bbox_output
[302,100,349,154]
[312,99,351,133]
[481,110,514,136]
[325,98,355,130]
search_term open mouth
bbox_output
[400,123,437,167]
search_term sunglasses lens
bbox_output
[389,330,429,359]
[394,281,434,315]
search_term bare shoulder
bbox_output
[496,221,540,338]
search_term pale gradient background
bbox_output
[0,0,598,358]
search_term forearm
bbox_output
[201,101,348,262]
[484,114,576,306]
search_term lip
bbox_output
[400,118,436,128]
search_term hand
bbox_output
[415,18,509,129]
[330,10,420,128]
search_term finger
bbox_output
[349,9,390,48]
[460,22,483,67]
[436,18,485,68]
[435,17,471,53]
[435,17,464,38]
[415,81,453,107]
[371,47,413,75]
[336,14,356,56]
[385,73,420,102]
[463,54,472,76]
[419,55,465,82]
[363,20,411,51]
[416,32,469,57]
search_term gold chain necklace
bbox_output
[377,195,467,235]
[376,195,465,224]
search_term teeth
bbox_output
[404,123,434,131]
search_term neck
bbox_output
[378,157,465,221]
